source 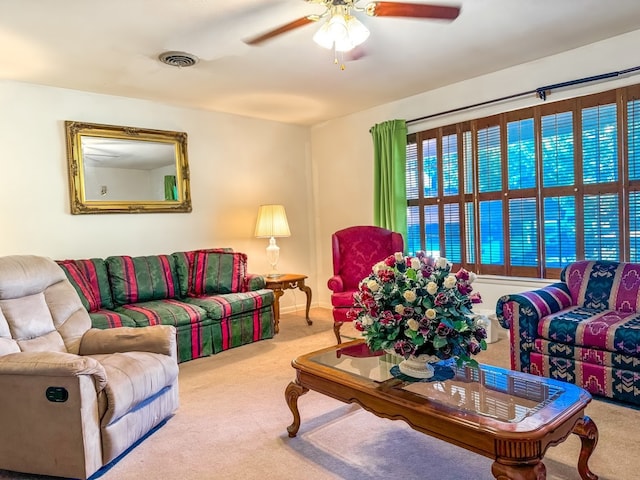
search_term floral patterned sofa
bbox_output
[57,249,274,363]
[496,260,640,406]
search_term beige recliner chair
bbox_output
[0,255,179,479]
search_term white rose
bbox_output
[407,318,419,331]
[427,282,438,295]
[444,275,457,289]
[436,257,448,269]
[372,262,386,274]
[410,258,421,270]
[361,315,374,326]
[395,304,405,315]
[403,290,417,303]
[426,308,437,319]
[468,272,477,284]
[367,279,380,292]
[394,252,404,263]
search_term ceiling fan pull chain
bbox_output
[334,47,346,71]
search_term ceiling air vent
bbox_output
[158,51,199,68]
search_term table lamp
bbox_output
[254,204,290,278]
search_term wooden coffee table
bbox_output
[285,340,599,480]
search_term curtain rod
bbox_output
[406,65,640,126]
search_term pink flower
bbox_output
[455,269,470,281]
[457,283,473,296]
[434,292,449,306]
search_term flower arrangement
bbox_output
[350,252,487,366]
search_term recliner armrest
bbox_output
[327,275,345,293]
[0,351,107,392]
[79,325,177,360]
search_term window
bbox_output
[406,84,640,278]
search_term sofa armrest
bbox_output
[496,282,572,372]
[0,351,107,392]
[327,275,345,293]
[245,273,266,291]
[79,325,177,360]
[496,282,572,331]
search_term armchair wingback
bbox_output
[327,226,404,343]
[0,255,179,479]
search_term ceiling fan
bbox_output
[244,0,461,52]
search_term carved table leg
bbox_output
[573,416,599,480]
[272,289,284,333]
[491,460,546,480]
[285,381,309,437]
[298,282,313,325]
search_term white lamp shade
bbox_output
[254,204,291,238]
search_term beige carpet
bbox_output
[1,308,638,479]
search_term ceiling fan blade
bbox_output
[365,2,460,20]
[244,16,316,45]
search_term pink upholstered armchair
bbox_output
[327,226,404,343]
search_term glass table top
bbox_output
[309,342,564,423]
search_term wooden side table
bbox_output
[265,273,313,333]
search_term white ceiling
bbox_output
[2,0,640,126]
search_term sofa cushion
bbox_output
[106,255,180,305]
[57,261,101,312]
[88,351,178,426]
[561,260,640,312]
[115,299,206,327]
[89,310,137,329]
[533,337,640,374]
[173,249,235,297]
[194,250,247,295]
[57,259,114,311]
[189,250,247,296]
[538,306,640,356]
[331,290,356,308]
[183,289,272,321]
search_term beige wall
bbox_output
[312,28,640,309]
[0,81,313,313]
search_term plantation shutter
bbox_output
[477,120,504,273]
[506,114,538,275]
[406,139,421,255]
[540,106,577,275]
[628,92,640,261]
[582,99,620,260]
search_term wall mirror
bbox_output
[65,121,192,214]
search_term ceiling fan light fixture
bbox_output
[312,10,369,53]
[312,22,335,49]
[346,15,370,47]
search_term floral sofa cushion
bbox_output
[563,260,640,312]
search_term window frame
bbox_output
[406,83,640,279]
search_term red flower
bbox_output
[377,269,395,283]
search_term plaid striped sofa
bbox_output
[496,260,640,406]
[57,249,275,363]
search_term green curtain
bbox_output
[164,175,177,200]
[370,119,408,241]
